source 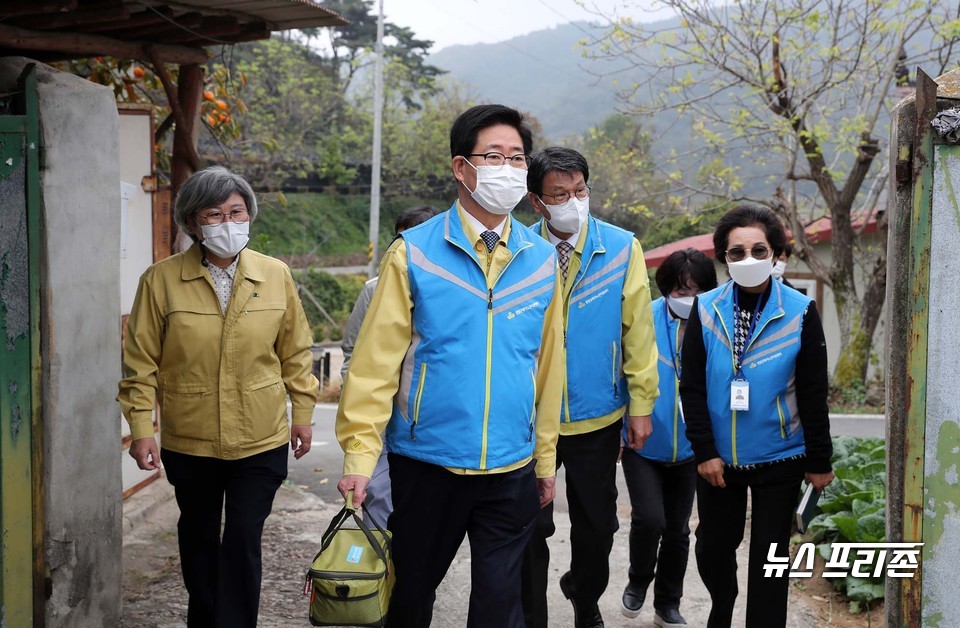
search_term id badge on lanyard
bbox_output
[730,378,749,411]
[730,289,762,412]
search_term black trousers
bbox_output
[621,452,697,612]
[162,445,287,628]
[694,457,804,628]
[521,418,622,628]
[386,453,541,628]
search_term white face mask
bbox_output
[666,295,695,319]
[463,161,527,215]
[727,256,773,288]
[771,260,787,279]
[573,196,590,228]
[541,196,590,234]
[200,221,249,258]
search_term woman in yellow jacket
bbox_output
[117,166,318,628]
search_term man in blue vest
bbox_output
[335,105,565,628]
[521,147,660,628]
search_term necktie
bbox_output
[557,241,574,280]
[480,230,500,252]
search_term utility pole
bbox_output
[367,0,385,278]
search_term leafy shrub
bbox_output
[297,269,367,342]
[252,192,449,265]
[828,373,885,414]
[806,436,886,613]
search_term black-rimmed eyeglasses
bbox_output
[468,152,531,169]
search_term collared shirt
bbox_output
[462,209,507,239]
[545,225,580,248]
[206,256,239,314]
[335,202,564,479]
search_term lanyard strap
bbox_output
[732,287,764,379]
[663,301,681,379]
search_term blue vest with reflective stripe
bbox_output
[697,280,810,466]
[533,217,632,422]
[385,205,557,470]
[629,297,694,463]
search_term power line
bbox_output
[535,0,601,39]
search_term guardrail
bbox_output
[311,344,332,390]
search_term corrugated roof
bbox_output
[168,0,347,30]
[644,233,715,268]
[0,0,347,59]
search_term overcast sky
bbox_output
[382,1,676,52]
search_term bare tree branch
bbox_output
[583,0,960,384]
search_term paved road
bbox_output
[287,403,348,505]
[286,403,583,514]
[277,398,884,627]
[288,403,579,512]
[830,414,886,438]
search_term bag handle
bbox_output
[350,490,391,543]
[311,490,390,566]
[344,489,391,543]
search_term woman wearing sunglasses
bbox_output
[678,204,834,627]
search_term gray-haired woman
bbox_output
[118,166,319,627]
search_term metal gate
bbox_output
[888,67,960,626]
[0,64,42,626]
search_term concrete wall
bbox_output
[884,69,960,626]
[921,143,960,625]
[0,58,122,626]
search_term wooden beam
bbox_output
[100,12,205,40]
[161,17,242,45]
[82,8,173,33]
[0,23,208,65]
[213,23,271,45]
[171,62,205,247]
[148,50,190,142]
[0,0,76,18]
[152,186,173,262]
[9,6,128,31]
[155,112,174,142]
[148,50,202,175]
[76,0,126,9]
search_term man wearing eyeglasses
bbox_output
[521,147,660,628]
[335,104,564,627]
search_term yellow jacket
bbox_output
[118,245,319,460]
[336,204,565,479]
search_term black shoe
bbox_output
[559,572,604,628]
[620,582,646,618]
[654,607,687,627]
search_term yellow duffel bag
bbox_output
[306,493,393,627]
